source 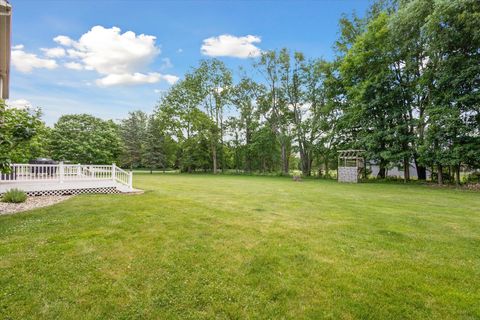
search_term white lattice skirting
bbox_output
[22,187,121,197]
[0,180,131,196]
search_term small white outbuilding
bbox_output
[337,150,365,183]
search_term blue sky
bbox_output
[8,0,371,125]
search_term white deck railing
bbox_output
[0,163,133,190]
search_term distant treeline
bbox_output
[2,0,479,185]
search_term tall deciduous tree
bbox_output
[49,114,121,164]
[256,50,292,175]
[420,0,480,185]
[389,0,432,180]
[308,61,341,177]
[155,71,213,173]
[195,59,232,174]
[10,117,50,163]
[340,13,397,178]
[0,101,41,171]
[230,77,262,172]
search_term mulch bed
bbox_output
[0,196,72,215]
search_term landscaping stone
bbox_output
[0,196,72,215]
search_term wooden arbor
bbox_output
[337,150,365,183]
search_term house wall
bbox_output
[0,0,12,99]
[369,163,431,179]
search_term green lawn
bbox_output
[1,174,479,319]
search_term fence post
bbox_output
[128,171,133,190]
[59,161,64,183]
[77,163,81,177]
[112,163,116,182]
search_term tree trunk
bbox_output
[363,158,368,179]
[414,156,427,180]
[438,165,443,185]
[455,165,461,186]
[281,144,288,175]
[212,143,217,174]
[416,166,427,180]
[246,127,252,173]
[377,162,386,179]
[297,138,311,176]
[220,126,225,174]
[301,152,311,176]
[324,158,329,178]
[403,157,410,183]
[309,158,313,177]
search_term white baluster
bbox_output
[59,161,64,183]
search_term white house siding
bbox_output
[369,163,431,180]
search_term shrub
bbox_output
[2,188,28,203]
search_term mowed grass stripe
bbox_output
[0,174,479,319]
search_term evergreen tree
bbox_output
[143,115,167,173]
[119,111,148,169]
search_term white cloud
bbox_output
[54,35,75,47]
[201,34,262,58]
[161,74,180,85]
[12,44,24,50]
[41,47,66,58]
[96,72,179,87]
[52,25,178,87]
[64,62,83,70]
[66,48,85,59]
[11,47,58,73]
[6,99,32,110]
[64,25,159,75]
